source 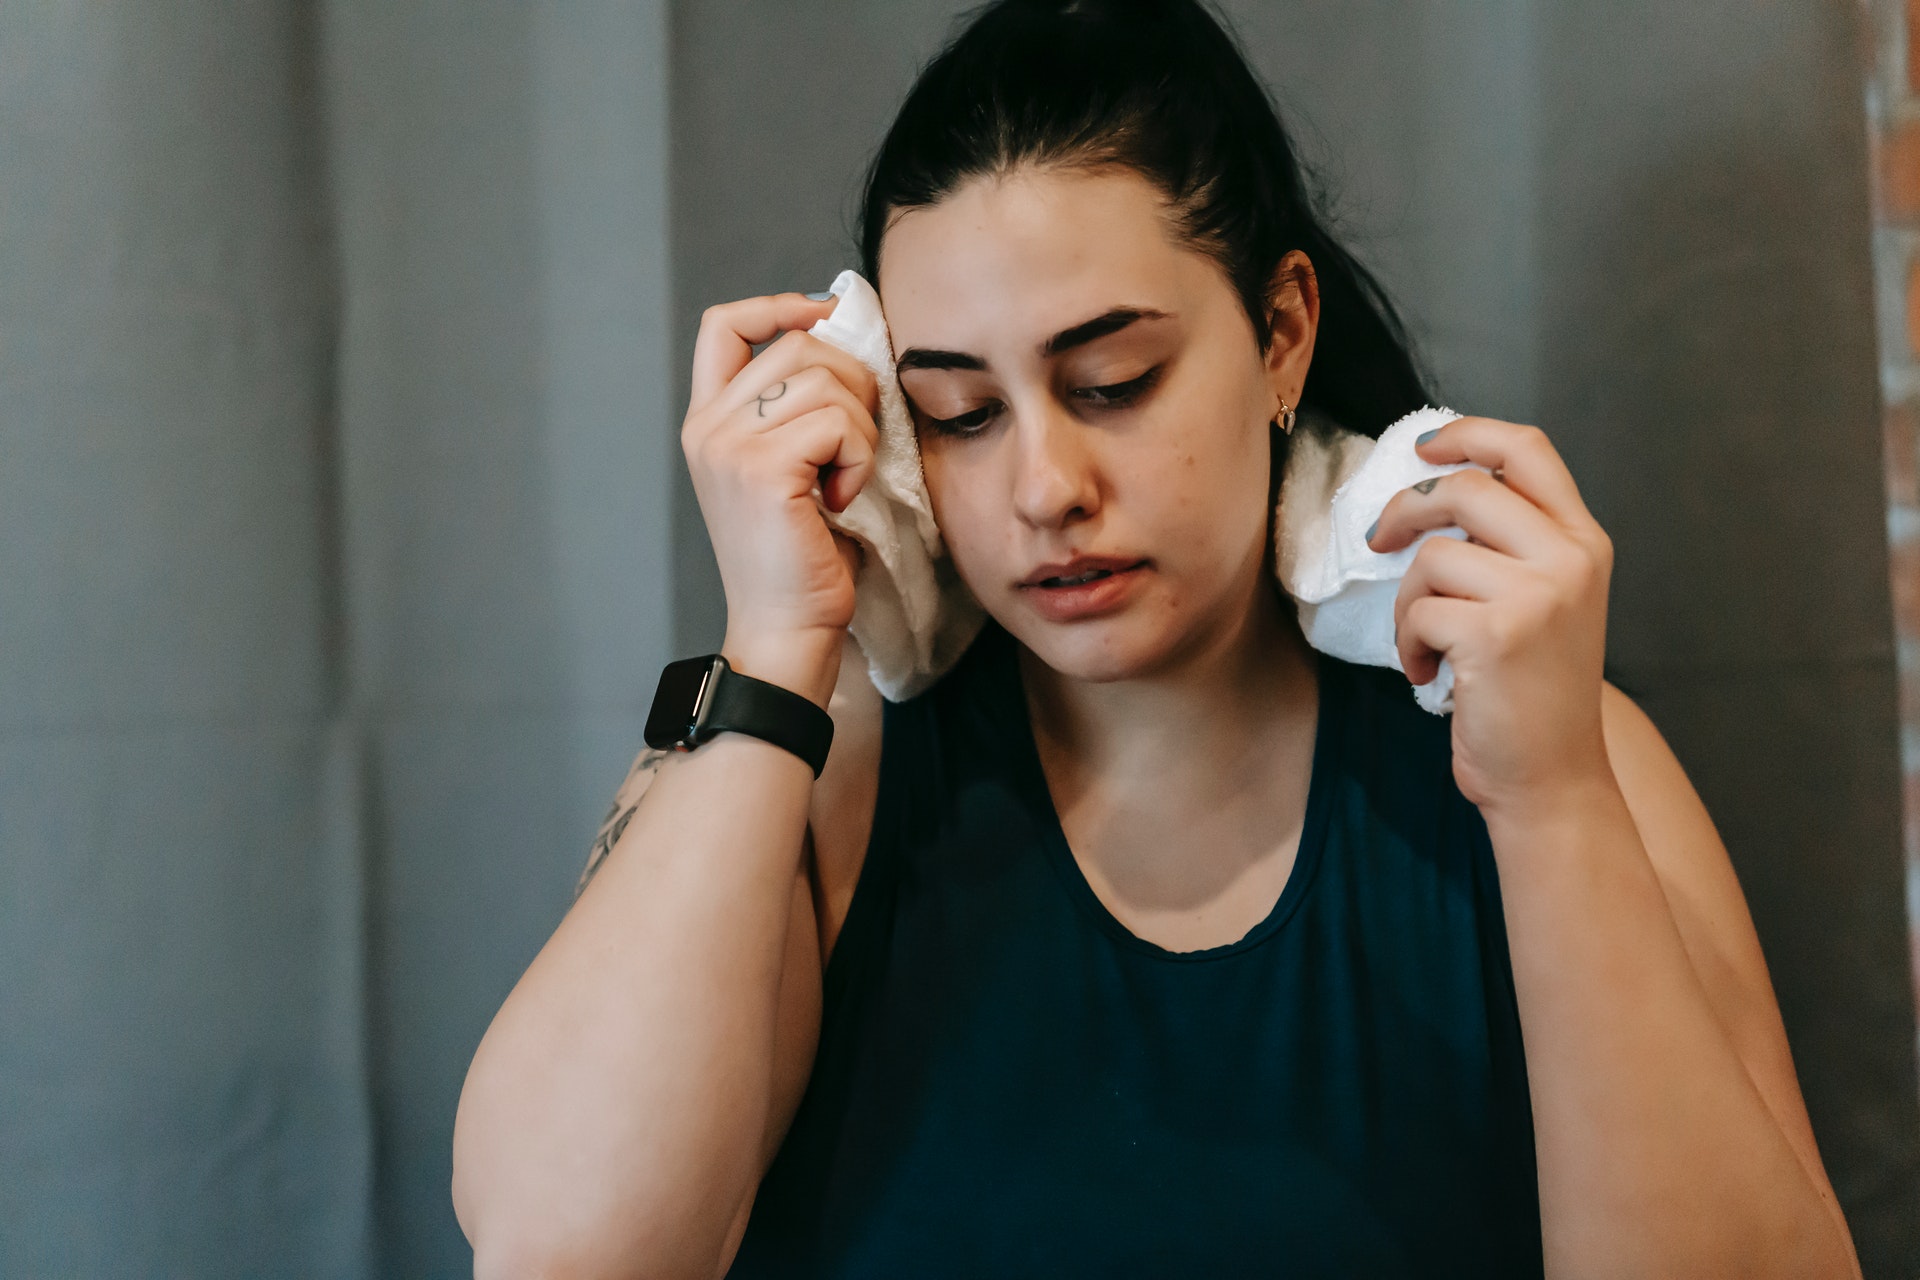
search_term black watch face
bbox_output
[645,656,721,749]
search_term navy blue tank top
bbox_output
[728,622,1543,1277]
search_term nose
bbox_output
[1010,403,1100,531]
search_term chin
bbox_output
[998,606,1189,684]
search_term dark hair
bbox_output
[858,0,1432,438]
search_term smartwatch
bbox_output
[644,654,835,778]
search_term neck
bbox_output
[1017,578,1319,781]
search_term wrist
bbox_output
[720,627,844,708]
[1477,767,1630,846]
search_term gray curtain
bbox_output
[3,1,672,1275]
[3,1,1914,1276]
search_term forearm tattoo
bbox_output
[575,747,669,897]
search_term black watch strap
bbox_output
[645,654,835,778]
[705,662,834,777]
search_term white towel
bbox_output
[809,270,1476,713]
[1274,405,1482,714]
[809,270,985,700]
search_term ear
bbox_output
[1264,250,1320,417]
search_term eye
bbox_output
[922,402,1000,438]
[1072,366,1162,409]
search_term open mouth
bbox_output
[1020,559,1148,620]
[1038,567,1119,588]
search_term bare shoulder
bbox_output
[808,632,884,964]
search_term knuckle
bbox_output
[683,413,720,457]
[840,410,871,454]
[1438,473,1480,513]
[1540,557,1586,603]
[1402,593,1426,622]
[1461,467,1501,498]
[1533,575,1573,616]
[1560,541,1600,586]
[1486,610,1524,656]
[1589,526,1615,568]
[1403,594,1437,636]
[782,364,827,399]
[768,364,814,401]
[819,409,857,449]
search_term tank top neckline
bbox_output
[984,624,1346,964]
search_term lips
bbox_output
[1017,555,1151,623]
[1019,555,1148,589]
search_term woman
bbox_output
[452,1,1861,1275]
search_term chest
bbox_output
[732,765,1541,1277]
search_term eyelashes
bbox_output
[924,403,996,437]
[1073,366,1163,410]
[920,366,1165,439]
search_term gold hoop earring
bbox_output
[1276,399,1297,436]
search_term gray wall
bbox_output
[2,1,673,1276]
[324,0,676,1272]
[0,3,369,1275]
[1,0,1913,1276]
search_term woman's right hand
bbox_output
[682,293,879,701]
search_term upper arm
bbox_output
[1599,681,1854,1255]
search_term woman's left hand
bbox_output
[1365,416,1615,818]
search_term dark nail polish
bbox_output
[1415,428,1439,446]
[804,290,834,301]
[1365,519,1378,542]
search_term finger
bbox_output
[782,406,877,513]
[689,293,840,410]
[1368,467,1563,559]
[721,328,880,420]
[1412,417,1594,531]
[1397,593,1478,686]
[1395,533,1514,605]
[721,365,878,460]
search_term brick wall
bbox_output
[1868,0,1920,1009]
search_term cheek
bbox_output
[1133,423,1272,553]
[920,445,1005,575]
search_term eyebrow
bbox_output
[894,307,1172,373]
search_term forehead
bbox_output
[876,167,1222,356]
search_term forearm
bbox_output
[453,639,835,1279]
[1486,781,1854,1279]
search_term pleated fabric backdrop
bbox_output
[2,1,1915,1275]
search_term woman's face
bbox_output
[878,166,1317,682]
